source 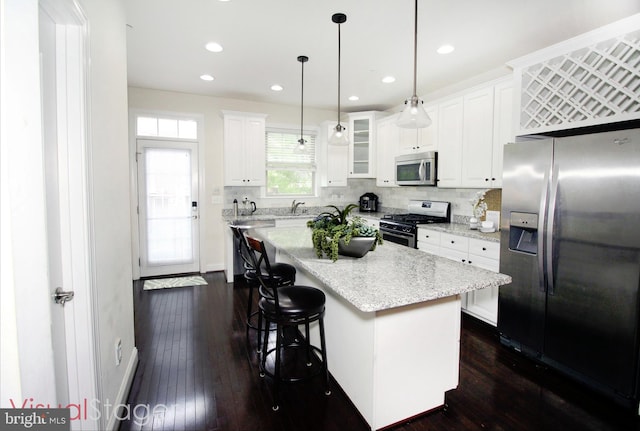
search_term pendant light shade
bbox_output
[297,55,308,151]
[329,13,349,146]
[397,0,432,129]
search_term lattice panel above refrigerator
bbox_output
[519,29,640,132]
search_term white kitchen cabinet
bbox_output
[460,87,495,187]
[490,80,514,188]
[460,81,513,188]
[375,115,399,187]
[433,77,513,189]
[320,121,349,187]
[347,111,385,178]
[222,111,268,186]
[397,105,438,156]
[417,227,440,255]
[436,97,464,187]
[465,238,500,325]
[326,143,349,186]
[417,229,500,326]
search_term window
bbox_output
[136,116,197,140]
[265,128,316,196]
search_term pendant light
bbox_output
[297,55,309,150]
[329,13,349,146]
[397,0,432,129]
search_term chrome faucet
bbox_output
[291,200,306,214]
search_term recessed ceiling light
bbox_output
[205,42,223,53]
[270,84,283,91]
[348,95,359,101]
[437,44,455,54]
[382,76,396,84]
[200,74,214,81]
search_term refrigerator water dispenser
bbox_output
[509,212,538,254]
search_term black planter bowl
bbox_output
[337,236,376,258]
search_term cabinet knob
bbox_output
[485,178,489,181]
[482,247,487,251]
[451,240,455,244]
[468,260,472,264]
[491,177,496,181]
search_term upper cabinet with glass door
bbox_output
[347,111,386,178]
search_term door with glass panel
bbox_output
[137,140,199,277]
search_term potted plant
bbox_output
[306,204,383,261]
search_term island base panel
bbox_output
[280,254,461,430]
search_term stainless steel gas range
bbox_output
[379,200,451,248]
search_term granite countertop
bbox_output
[254,227,511,313]
[225,212,501,242]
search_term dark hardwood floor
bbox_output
[119,272,639,431]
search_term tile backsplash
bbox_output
[224,179,501,222]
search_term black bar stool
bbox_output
[230,226,296,349]
[244,235,330,411]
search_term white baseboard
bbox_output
[204,262,225,273]
[106,347,139,431]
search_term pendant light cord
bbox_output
[337,21,342,125]
[412,0,418,98]
[301,58,304,140]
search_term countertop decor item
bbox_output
[470,190,488,223]
[307,203,383,261]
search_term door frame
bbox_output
[129,110,206,280]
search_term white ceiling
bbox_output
[125,0,640,113]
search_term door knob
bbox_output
[53,287,74,306]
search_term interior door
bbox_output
[137,139,200,277]
[39,3,100,429]
[40,4,70,405]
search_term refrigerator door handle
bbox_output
[537,165,551,292]
[546,163,559,295]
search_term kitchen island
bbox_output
[254,227,511,430]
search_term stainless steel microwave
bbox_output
[395,152,437,186]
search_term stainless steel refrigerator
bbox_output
[498,128,640,410]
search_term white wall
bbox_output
[127,87,336,273]
[1,0,135,429]
[80,0,136,427]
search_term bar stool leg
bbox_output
[256,308,263,354]
[272,322,282,411]
[319,317,331,396]
[260,315,269,378]
[245,283,254,342]
[305,321,312,367]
